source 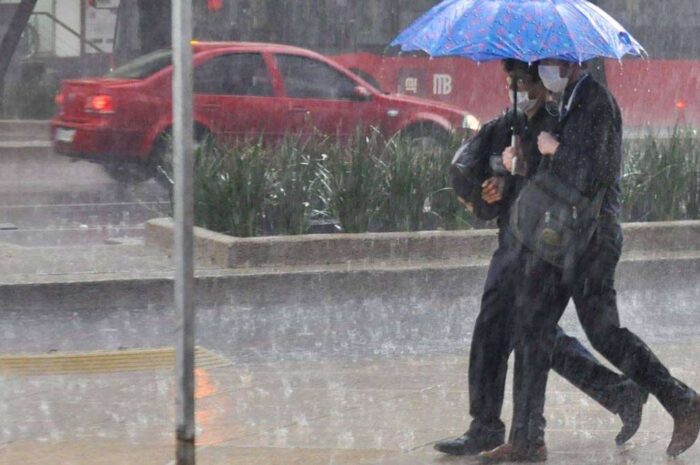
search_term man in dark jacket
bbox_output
[437,60,647,459]
[479,59,700,463]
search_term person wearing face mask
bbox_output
[478,59,700,463]
[438,59,647,460]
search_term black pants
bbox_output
[510,219,697,448]
[468,230,630,438]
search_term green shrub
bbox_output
[264,134,329,235]
[189,138,267,237]
[376,135,433,231]
[622,128,700,222]
[162,128,700,238]
[421,133,474,231]
[316,130,387,233]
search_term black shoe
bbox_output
[615,381,648,445]
[434,431,504,456]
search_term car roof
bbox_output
[191,41,321,57]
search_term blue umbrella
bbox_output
[390,0,646,62]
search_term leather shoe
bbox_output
[616,381,648,445]
[434,431,503,456]
[477,443,547,464]
[667,394,700,457]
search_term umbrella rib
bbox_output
[391,0,468,53]
[432,0,482,56]
[549,1,589,62]
[578,0,647,58]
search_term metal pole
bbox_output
[0,0,38,110]
[172,0,195,463]
[79,0,86,57]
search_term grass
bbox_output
[159,127,700,237]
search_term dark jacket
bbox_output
[548,74,622,218]
[451,106,557,226]
[450,116,509,221]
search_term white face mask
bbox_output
[538,65,569,93]
[509,90,539,113]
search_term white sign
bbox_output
[433,74,453,95]
[404,77,418,94]
[86,6,118,53]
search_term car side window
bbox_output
[275,54,357,100]
[194,53,273,97]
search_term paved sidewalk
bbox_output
[1,220,699,464]
[2,342,700,465]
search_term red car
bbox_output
[51,42,480,178]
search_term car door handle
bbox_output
[201,104,220,111]
[289,107,308,113]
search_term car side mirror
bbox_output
[351,86,372,101]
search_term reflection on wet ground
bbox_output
[1,342,699,464]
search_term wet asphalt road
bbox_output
[0,146,170,246]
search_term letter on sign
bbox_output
[433,74,452,95]
[404,77,418,94]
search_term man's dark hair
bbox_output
[502,59,540,82]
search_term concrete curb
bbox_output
[3,253,699,359]
[0,142,52,149]
[145,217,498,268]
[0,120,51,144]
[145,218,700,269]
[2,251,699,311]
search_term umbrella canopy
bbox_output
[390,0,646,62]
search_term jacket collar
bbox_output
[558,73,590,124]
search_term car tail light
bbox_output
[54,93,64,106]
[85,95,115,114]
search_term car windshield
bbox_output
[106,49,172,79]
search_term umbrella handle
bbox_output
[510,134,520,176]
[510,80,521,175]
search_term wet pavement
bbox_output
[2,238,698,464]
[1,344,700,465]
[0,144,169,247]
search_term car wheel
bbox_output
[149,127,210,188]
[402,124,450,155]
[101,160,153,184]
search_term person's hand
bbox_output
[502,146,516,172]
[538,131,560,156]
[481,177,504,204]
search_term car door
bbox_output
[193,52,281,144]
[272,53,383,139]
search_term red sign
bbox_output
[332,52,700,130]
